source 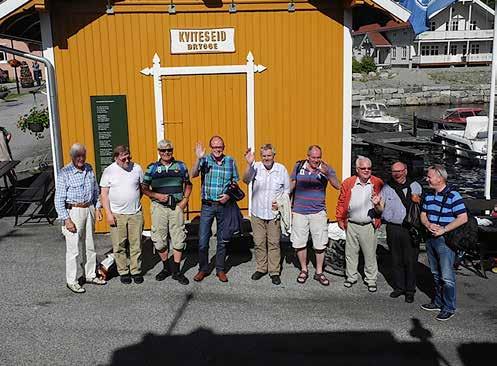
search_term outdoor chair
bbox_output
[13,170,55,226]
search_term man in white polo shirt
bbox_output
[100,145,144,285]
[243,144,290,285]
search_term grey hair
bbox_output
[260,143,276,155]
[355,155,372,168]
[429,164,448,181]
[69,143,86,157]
[307,145,322,156]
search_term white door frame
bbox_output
[140,52,267,213]
[140,51,267,151]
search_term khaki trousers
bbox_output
[61,206,96,284]
[251,216,281,275]
[110,212,144,276]
[345,222,378,285]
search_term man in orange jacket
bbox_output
[336,156,383,292]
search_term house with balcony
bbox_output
[353,0,495,67]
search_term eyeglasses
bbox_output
[358,167,372,171]
[119,155,132,162]
[159,148,173,153]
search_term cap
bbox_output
[157,139,173,149]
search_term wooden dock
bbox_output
[353,130,433,157]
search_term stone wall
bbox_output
[352,84,493,107]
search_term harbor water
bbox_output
[352,103,497,199]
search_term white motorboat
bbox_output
[358,101,401,132]
[434,116,496,163]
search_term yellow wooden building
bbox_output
[0,0,409,232]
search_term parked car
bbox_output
[441,108,484,124]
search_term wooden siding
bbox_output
[50,0,344,232]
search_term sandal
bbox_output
[297,269,308,284]
[313,273,330,286]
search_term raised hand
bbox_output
[244,148,255,165]
[195,142,205,159]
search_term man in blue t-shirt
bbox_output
[420,164,468,322]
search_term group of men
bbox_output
[54,136,467,322]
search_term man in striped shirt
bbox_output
[420,164,468,322]
[190,135,239,283]
[290,145,340,286]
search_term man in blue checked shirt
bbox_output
[55,143,106,293]
[190,135,239,283]
[420,164,468,322]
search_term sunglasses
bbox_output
[159,148,173,153]
[358,167,372,171]
[119,155,132,162]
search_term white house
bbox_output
[353,0,495,68]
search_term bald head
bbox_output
[391,161,407,184]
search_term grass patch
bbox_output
[3,92,29,101]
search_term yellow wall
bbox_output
[50,0,345,232]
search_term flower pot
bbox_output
[28,122,44,133]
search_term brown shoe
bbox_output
[193,271,208,282]
[216,271,228,282]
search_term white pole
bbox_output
[246,51,256,215]
[484,4,497,199]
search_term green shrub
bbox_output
[352,57,362,73]
[361,55,377,73]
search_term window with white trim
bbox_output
[401,46,407,59]
[430,22,436,31]
[451,21,459,31]
[450,44,457,55]
[470,43,480,54]
[391,47,397,59]
[0,51,6,63]
[469,20,477,31]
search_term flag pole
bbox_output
[484,2,497,199]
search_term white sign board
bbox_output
[170,28,235,54]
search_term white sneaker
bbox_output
[66,283,86,293]
[85,277,107,285]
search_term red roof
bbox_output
[353,20,411,35]
[367,31,391,47]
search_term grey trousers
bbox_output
[345,222,378,285]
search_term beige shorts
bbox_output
[290,211,328,250]
[151,201,186,251]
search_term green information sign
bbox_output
[90,95,129,179]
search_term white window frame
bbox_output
[391,47,397,59]
[0,50,7,63]
[470,43,480,54]
[430,21,436,31]
[469,20,477,31]
[451,21,459,31]
[450,44,457,55]
[401,46,407,59]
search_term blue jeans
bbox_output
[426,236,456,313]
[198,203,226,273]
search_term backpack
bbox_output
[437,192,479,252]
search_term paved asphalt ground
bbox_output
[0,217,495,366]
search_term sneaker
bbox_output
[251,271,266,281]
[436,311,455,321]
[344,280,357,288]
[389,290,404,298]
[155,269,171,281]
[132,274,144,284]
[120,274,132,284]
[67,283,85,293]
[420,303,441,312]
[270,275,281,285]
[172,272,190,285]
[86,277,107,285]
